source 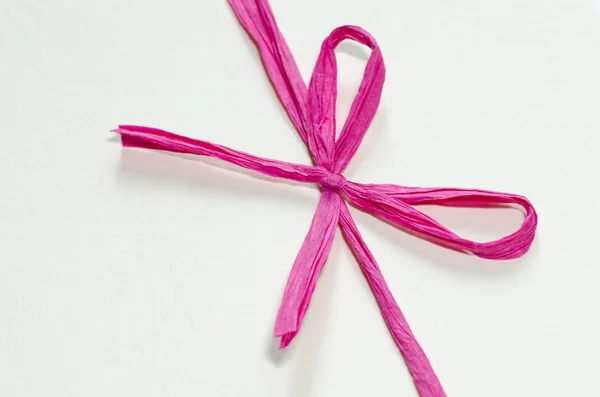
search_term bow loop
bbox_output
[308,26,385,171]
[343,181,538,259]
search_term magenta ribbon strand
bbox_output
[113,1,538,395]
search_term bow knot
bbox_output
[317,170,346,190]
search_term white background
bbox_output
[2,0,600,396]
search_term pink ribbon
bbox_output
[113,1,538,395]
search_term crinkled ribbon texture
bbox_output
[112,1,538,396]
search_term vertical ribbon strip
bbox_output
[113,1,538,395]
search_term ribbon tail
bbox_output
[274,189,342,348]
[112,125,340,186]
[339,203,447,397]
[227,0,311,144]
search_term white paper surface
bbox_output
[1,0,600,396]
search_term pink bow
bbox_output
[113,1,537,396]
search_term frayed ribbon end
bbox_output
[275,331,297,349]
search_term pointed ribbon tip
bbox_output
[114,1,538,396]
